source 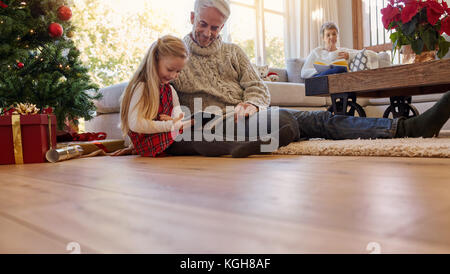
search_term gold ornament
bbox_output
[15,103,40,115]
[67,31,74,38]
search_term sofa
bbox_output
[86,53,450,143]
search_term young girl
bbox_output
[119,35,265,158]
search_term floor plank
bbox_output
[0,155,450,253]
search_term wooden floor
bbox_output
[1,154,450,254]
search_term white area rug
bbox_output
[274,132,450,158]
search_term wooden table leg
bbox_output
[383,96,420,119]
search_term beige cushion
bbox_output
[377,52,391,68]
[94,82,128,114]
[268,68,288,82]
[266,82,327,107]
[286,58,306,83]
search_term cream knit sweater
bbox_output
[172,34,270,112]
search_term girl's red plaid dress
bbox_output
[128,84,179,157]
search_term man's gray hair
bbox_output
[320,22,340,37]
[194,0,231,21]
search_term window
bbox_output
[72,0,194,87]
[225,0,287,68]
[353,0,400,63]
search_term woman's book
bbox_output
[313,59,349,73]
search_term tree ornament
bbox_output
[48,23,64,38]
[17,62,24,69]
[67,30,75,38]
[0,1,8,8]
[57,6,72,21]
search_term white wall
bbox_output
[338,0,354,49]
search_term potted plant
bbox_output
[381,0,450,62]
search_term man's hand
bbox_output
[234,102,259,122]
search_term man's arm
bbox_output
[233,45,271,110]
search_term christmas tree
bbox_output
[0,0,100,129]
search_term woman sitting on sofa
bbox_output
[301,22,358,79]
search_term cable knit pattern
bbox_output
[172,34,270,112]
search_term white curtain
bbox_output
[285,0,340,59]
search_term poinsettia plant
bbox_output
[382,0,450,59]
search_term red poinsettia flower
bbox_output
[441,16,450,35]
[0,0,8,8]
[401,0,420,23]
[425,0,445,26]
[382,5,401,29]
[443,1,450,14]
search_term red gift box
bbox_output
[0,114,57,165]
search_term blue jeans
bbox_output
[282,109,399,140]
[165,108,399,155]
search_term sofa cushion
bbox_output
[286,58,306,84]
[350,49,371,71]
[368,93,444,106]
[94,82,128,114]
[266,82,327,107]
[84,112,127,142]
[377,52,391,68]
[268,67,288,82]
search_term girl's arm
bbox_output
[127,86,174,134]
[301,49,319,79]
[129,108,174,134]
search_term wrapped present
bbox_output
[57,139,125,155]
[0,114,57,165]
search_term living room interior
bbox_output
[1,0,450,255]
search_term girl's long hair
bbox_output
[120,35,188,136]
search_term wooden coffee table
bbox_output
[305,58,450,118]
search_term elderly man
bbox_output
[114,0,450,157]
[170,0,299,153]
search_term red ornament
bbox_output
[17,62,24,69]
[57,6,72,21]
[0,1,7,8]
[48,23,63,38]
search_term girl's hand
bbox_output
[109,144,137,156]
[338,52,350,60]
[172,113,195,131]
[159,114,173,121]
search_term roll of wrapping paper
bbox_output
[46,145,84,163]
